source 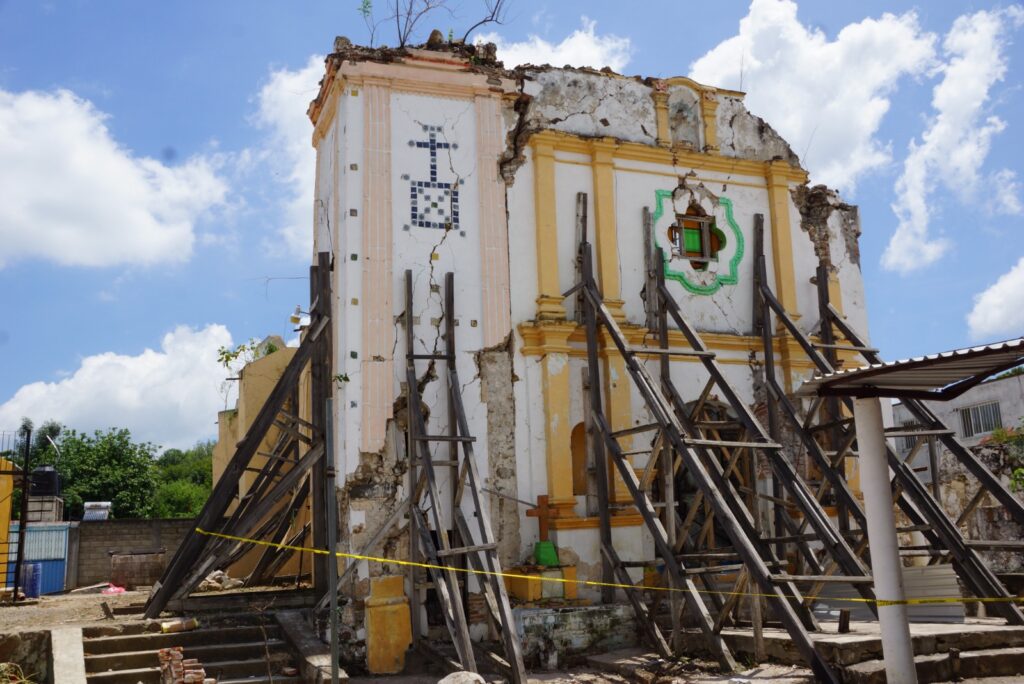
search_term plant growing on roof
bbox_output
[354,0,510,48]
[216,338,281,409]
[989,418,1024,492]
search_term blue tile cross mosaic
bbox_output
[409,125,459,230]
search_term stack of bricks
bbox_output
[157,647,214,684]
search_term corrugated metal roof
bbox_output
[797,338,1024,400]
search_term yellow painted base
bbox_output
[365,575,412,674]
[505,565,578,602]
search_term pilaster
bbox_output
[360,79,394,453]
[532,140,566,321]
[700,90,720,152]
[475,94,512,346]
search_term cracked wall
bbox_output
[666,84,702,149]
[308,43,875,644]
[477,334,522,567]
[522,68,658,145]
[715,95,799,165]
[938,442,1024,574]
[790,183,869,339]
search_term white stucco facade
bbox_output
[307,43,872,597]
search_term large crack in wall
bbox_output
[791,183,861,268]
[475,331,522,567]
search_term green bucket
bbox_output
[534,540,559,567]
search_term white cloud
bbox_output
[967,257,1024,339]
[0,88,227,268]
[253,55,323,261]
[992,169,1024,216]
[689,0,935,194]
[478,17,632,71]
[882,7,1024,273]
[0,324,233,450]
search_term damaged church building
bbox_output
[146,37,1024,684]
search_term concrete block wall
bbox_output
[74,519,193,587]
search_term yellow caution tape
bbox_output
[195,527,1024,608]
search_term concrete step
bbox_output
[199,653,295,679]
[85,665,159,684]
[219,678,301,684]
[843,646,1024,684]
[85,638,289,672]
[82,624,282,654]
[82,612,279,639]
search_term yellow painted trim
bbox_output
[590,139,621,306]
[518,321,826,373]
[0,457,14,588]
[529,130,808,182]
[551,513,645,530]
[765,159,801,318]
[700,90,720,152]
[534,325,576,511]
[652,90,671,147]
[532,139,566,321]
[661,76,744,99]
[604,352,633,503]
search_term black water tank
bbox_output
[30,466,61,497]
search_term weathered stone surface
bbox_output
[514,604,638,670]
[0,630,50,683]
[523,69,658,145]
[716,95,799,165]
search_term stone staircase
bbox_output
[82,613,301,684]
[665,618,1024,683]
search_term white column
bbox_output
[853,396,918,684]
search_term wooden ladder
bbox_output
[404,270,527,683]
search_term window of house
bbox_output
[899,420,918,452]
[668,211,721,271]
[959,401,1002,438]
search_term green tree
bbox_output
[150,441,213,517]
[150,480,210,518]
[47,428,157,519]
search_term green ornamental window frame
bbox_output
[652,189,745,296]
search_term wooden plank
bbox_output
[145,331,318,618]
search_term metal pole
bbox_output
[13,427,31,604]
[853,397,917,684]
[324,398,340,684]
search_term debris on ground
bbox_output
[158,646,212,683]
[196,570,244,592]
[0,663,35,684]
[160,617,199,634]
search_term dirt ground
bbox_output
[0,588,148,633]
[0,593,1012,683]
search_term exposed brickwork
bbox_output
[467,592,487,625]
[76,519,193,586]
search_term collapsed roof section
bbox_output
[308,36,802,179]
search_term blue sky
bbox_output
[1,0,1022,448]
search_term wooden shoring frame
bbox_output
[751,230,1024,626]
[573,200,884,679]
[145,251,334,618]
[570,203,892,683]
[399,269,527,683]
